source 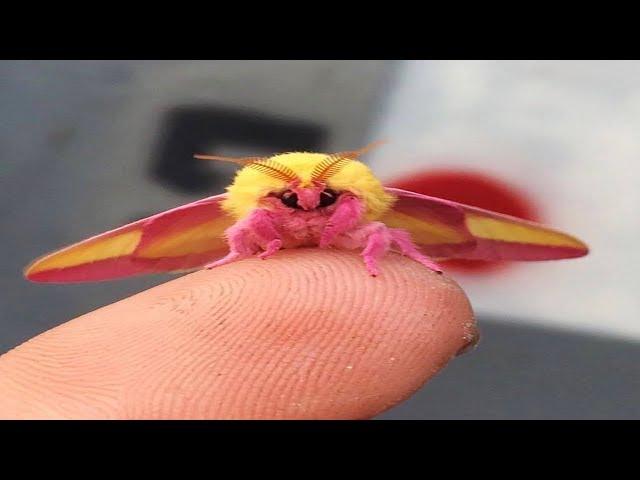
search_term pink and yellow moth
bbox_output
[24,142,588,283]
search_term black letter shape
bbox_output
[151,105,328,194]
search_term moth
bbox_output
[24,142,588,283]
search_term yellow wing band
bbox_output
[26,230,143,275]
[136,218,230,258]
[382,211,469,245]
[465,214,587,248]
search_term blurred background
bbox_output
[1,60,638,419]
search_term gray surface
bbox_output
[379,318,640,419]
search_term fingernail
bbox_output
[456,325,480,357]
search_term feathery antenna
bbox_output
[332,139,387,160]
[311,140,387,182]
[246,160,299,183]
[193,154,266,165]
[311,156,350,182]
[194,153,298,182]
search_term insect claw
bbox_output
[258,239,282,259]
[364,262,380,277]
[204,253,242,269]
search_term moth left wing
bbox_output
[25,194,235,283]
[381,188,589,261]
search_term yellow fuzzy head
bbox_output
[219,151,396,220]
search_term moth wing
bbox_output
[382,188,588,261]
[25,194,235,283]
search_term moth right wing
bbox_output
[381,188,588,261]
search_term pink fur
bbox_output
[389,228,443,273]
[206,190,442,276]
[360,223,391,276]
[319,195,363,248]
[294,186,322,211]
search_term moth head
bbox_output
[195,141,395,219]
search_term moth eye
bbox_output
[280,190,301,209]
[319,189,338,207]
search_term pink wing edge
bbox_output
[384,187,590,261]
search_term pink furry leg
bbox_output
[250,209,283,260]
[390,228,443,274]
[361,224,392,277]
[205,225,255,269]
[205,252,242,269]
[206,209,282,269]
[319,195,364,248]
[258,239,282,259]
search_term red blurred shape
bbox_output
[387,169,540,274]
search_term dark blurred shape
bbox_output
[388,168,540,274]
[151,105,328,194]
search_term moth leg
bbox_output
[249,209,283,259]
[390,228,443,274]
[319,195,365,248]
[361,223,392,277]
[258,239,283,259]
[205,222,258,269]
[204,252,242,269]
[207,209,283,269]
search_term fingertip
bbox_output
[0,249,476,419]
[185,249,476,418]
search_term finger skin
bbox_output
[0,249,477,419]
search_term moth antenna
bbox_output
[311,140,387,182]
[310,155,351,182]
[332,139,387,160]
[193,154,266,165]
[195,153,299,182]
[246,160,299,183]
